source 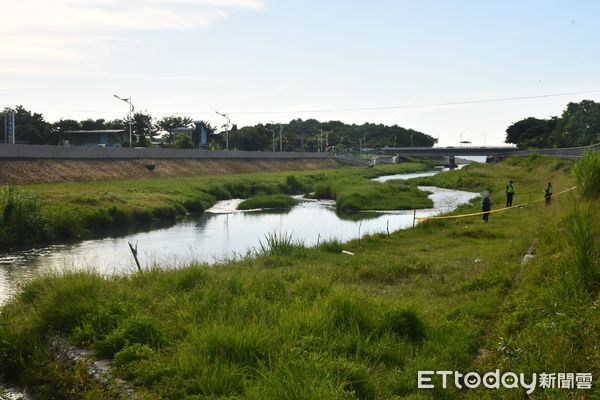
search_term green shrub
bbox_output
[573,150,600,198]
[0,186,54,246]
[569,204,599,294]
[238,194,297,210]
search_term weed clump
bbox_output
[381,309,426,342]
[568,204,599,294]
[96,314,164,357]
[238,194,297,210]
[0,186,54,247]
[573,150,600,199]
[256,232,305,257]
[281,175,306,194]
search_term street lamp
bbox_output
[266,123,276,152]
[114,95,134,147]
[215,111,231,150]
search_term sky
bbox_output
[2,0,600,146]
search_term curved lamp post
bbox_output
[215,111,231,150]
[114,95,134,147]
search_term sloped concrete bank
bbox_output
[0,158,340,184]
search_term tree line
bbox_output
[0,106,436,151]
[506,100,600,148]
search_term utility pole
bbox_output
[266,123,276,152]
[279,125,283,152]
[313,128,335,152]
[215,111,231,150]
[114,95,134,147]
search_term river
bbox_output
[0,170,478,304]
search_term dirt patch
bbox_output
[0,158,340,185]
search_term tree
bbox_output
[172,134,194,149]
[506,100,600,148]
[505,117,556,148]
[131,112,154,147]
[156,116,194,144]
[2,106,52,144]
[551,100,600,147]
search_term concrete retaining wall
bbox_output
[511,144,599,158]
[0,144,330,160]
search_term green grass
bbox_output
[0,156,597,399]
[573,150,600,199]
[0,161,432,249]
[313,178,433,213]
[238,194,298,210]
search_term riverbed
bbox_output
[0,170,478,304]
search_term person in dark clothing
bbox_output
[544,182,552,206]
[505,180,515,207]
[481,192,492,222]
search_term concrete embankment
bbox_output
[0,158,340,185]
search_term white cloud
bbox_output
[1,0,264,34]
[3,0,265,77]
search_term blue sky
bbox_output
[2,0,600,145]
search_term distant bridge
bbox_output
[379,146,519,157]
[336,144,599,167]
[379,144,599,158]
[378,146,520,167]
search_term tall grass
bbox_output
[569,204,599,294]
[237,194,298,210]
[0,186,54,246]
[1,157,589,399]
[256,231,305,257]
[573,150,600,198]
[1,162,432,248]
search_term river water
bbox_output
[0,170,478,304]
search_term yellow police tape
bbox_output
[415,186,578,222]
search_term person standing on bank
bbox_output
[481,191,492,222]
[544,182,553,206]
[505,180,515,207]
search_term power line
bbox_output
[227,89,600,115]
[21,88,600,117]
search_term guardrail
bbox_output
[510,144,600,158]
[0,144,331,160]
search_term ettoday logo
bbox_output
[418,370,593,394]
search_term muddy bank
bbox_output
[0,158,340,185]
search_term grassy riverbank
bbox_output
[0,155,598,399]
[0,161,433,249]
[237,194,298,210]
